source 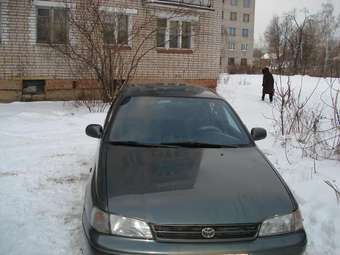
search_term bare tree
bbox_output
[265,16,281,65]
[50,0,197,105]
[283,9,314,74]
[318,3,340,76]
[264,3,340,77]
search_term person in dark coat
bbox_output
[261,67,274,102]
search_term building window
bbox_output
[103,14,130,45]
[169,21,180,48]
[241,43,248,51]
[230,0,238,6]
[36,7,68,44]
[228,57,235,65]
[181,21,192,49]
[222,10,224,19]
[228,41,236,50]
[22,80,46,95]
[157,19,167,47]
[243,14,250,23]
[230,12,237,21]
[241,58,248,66]
[118,15,129,45]
[157,18,192,49]
[228,27,236,36]
[243,0,251,8]
[242,28,249,37]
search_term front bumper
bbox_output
[82,213,307,255]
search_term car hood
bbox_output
[104,145,294,225]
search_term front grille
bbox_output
[152,224,259,242]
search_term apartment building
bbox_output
[0,0,222,102]
[220,0,255,71]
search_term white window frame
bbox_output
[241,43,248,51]
[102,13,131,46]
[157,17,195,50]
[33,0,74,8]
[99,7,137,47]
[35,6,69,44]
[32,1,69,45]
[228,41,236,50]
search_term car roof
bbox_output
[121,84,221,99]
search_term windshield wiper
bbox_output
[160,142,240,148]
[106,141,176,148]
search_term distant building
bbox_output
[220,0,256,72]
[0,0,222,102]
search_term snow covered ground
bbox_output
[218,74,340,255]
[0,75,339,254]
[0,102,103,255]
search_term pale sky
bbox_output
[254,0,340,45]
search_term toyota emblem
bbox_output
[201,227,216,239]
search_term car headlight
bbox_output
[90,207,153,239]
[110,215,153,239]
[259,209,304,237]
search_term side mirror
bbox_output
[86,124,103,139]
[251,127,267,141]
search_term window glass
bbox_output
[242,28,249,37]
[181,21,191,49]
[118,14,129,45]
[228,57,235,65]
[103,14,129,45]
[169,21,179,48]
[230,12,237,21]
[53,8,67,44]
[157,19,192,49]
[243,13,250,22]
[103,21,115,44]
[228,41,236,50]
[241,58,248,65]
[228,27,236,36]
[37,7,67,44]
[109,97,251,146]
[22,80,45,95]
[243,0,251,8]
[157,18,167,47]
[241,43,248,51]
[37,8,50,43]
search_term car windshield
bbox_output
[109,96,252,146]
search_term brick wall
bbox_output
[0,0,222,102]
